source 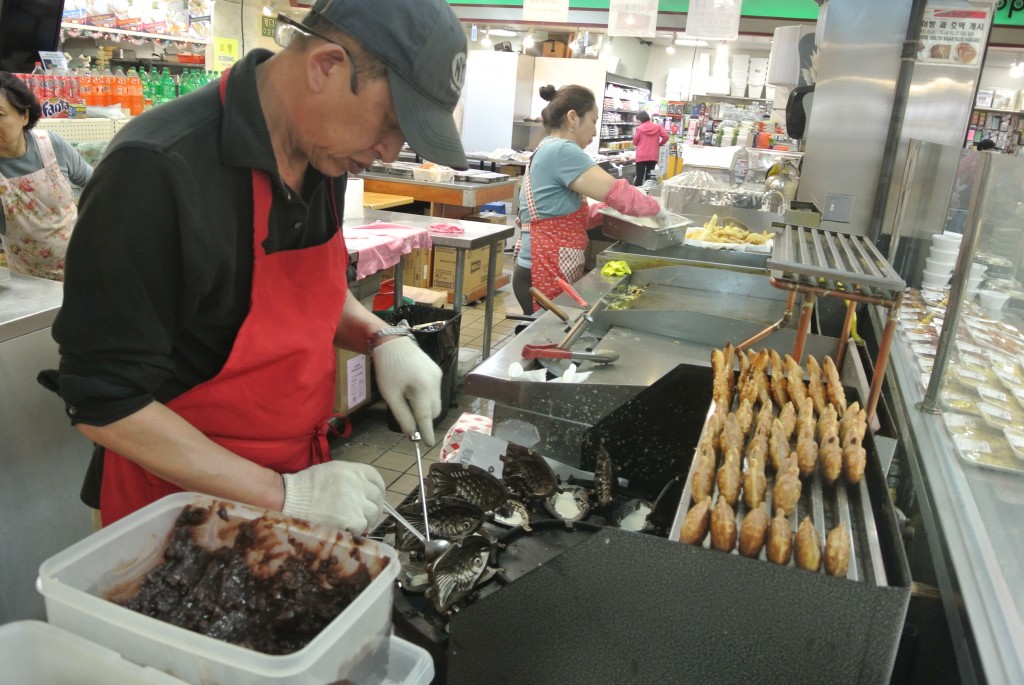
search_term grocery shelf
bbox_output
[34,118,130,143]
[61,22,209,44]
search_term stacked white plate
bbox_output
[922,232,961,289]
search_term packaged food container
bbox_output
[411,166,455,184]
[37,493,399,685]
[0,620,188,685]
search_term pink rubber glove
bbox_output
[586,201,607,229]
[603,178,660,217]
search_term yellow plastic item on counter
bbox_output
[601,260,632,277]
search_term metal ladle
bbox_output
[380,432,450,562]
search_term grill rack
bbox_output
[740,225,907,424]
[669,402,889,587]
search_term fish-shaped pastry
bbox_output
[543,485,591,528]
[428,462,509,511]
[612,498,653,532]
[592,442,618,507]
[426,534,495,613]
[501,444,558,499]
[493,499,532,531]
[395,498,484,550]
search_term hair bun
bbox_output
[539,85,556,101]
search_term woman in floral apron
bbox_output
[0,72,93,280]
[512,84,665,314]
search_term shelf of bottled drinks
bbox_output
[15,61,217,120]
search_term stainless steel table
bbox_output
[0,271,94,621]
[361,210,514,359]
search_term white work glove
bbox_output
[654,208,673,227]
[372,336,443,445]
[282,461,385,533]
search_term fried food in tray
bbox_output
[806,355,828,417]
[820,432,843,485]
[742,453,767,509]
[739,502,770,558]
[710,495,737,552]
[735,398,755,435]
[686,213,774,252]
[769,349,789,407]
[824,523,851,578]
[721,413,745,458]
[711,348,732,409]
[843,440,867,484]
[772,453,802,515]
[690,440,717,503]
[785,354,809,409]
[767,508,793,565]
[768,418,790,472]
[824,355,848,414]
[717,448,742,506]
[680,495,713,545]
[778,401,797,440]
[795,516,823,572]
[796,425,819,478]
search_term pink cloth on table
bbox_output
[342,222,432,279]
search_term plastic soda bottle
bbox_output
[178,69,192,97]
[160,67,175,102]
[126,67,143,115]
[113,66,128,110]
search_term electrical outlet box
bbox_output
[823,193,854,223]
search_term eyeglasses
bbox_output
[274,13,359,94]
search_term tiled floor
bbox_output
[330,277,524,523]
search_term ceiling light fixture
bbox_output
[675,37,708,47]
[666,45,676,55]
[481,30,492,48]
[489,26,517,37]
[262,5,274,17]
[523,33,535,48]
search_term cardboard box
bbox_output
[401,285,447,308]
[402,247,432,288]
[542,40,568,58]
[432,246,503,293]
[335,348,372,415]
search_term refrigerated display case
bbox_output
[875,141,1024,685]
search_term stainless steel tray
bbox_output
[599,208,692,251]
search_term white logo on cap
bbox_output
[450,52,466,94]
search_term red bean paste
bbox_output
[117,505,374,655]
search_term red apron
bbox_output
[522,139,590,312]
[100,71,349,525]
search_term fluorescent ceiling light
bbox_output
[481,33,492,47]
[666,45,676,54]
[675,37,708,46]
[488,27,517,37]
[523,33,535,48]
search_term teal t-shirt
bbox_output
[516,137,596,269]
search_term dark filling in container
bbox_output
[116,505,374,655]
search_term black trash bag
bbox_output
[377,304,462,432]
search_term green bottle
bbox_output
[178,69,192,96]
[160,67,175,102]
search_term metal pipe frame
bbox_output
[737,290,796,351]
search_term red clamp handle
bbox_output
[556,277,588,307]
[521,343,572,360]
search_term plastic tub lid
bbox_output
[0,620,188,685]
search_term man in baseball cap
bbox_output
[47,0,466,531]
[303,0,468,169]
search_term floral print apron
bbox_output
[520,137,590,312]
[0,130,77,280]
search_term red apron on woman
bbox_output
[100,71,349,524]
[521,138,590,312]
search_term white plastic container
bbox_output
[980,289,1010,312]
[932,233,962,250]
[921,269,950,288]
[38,493,399,685]
[929,245,959,262]
[0,620,189,684]
[925,257,954,274]
[385,636,435,685]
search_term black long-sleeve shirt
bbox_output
[47,48,347,427]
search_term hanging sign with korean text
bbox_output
[523,0,570,23]
[685,0,741,40]
[918,6,991,66]
[607,0,658,37]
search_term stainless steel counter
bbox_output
[466,265,840,467]
[878,306,1024,685]
[0,270,94,621]
[361,210,514,358]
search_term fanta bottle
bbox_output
[126,67,143,115]
[101,66,114,107]
[113,66,128,110]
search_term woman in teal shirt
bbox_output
[513,84,665,313]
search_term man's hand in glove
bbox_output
[372,336,443,445]
[282,461,385,533]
